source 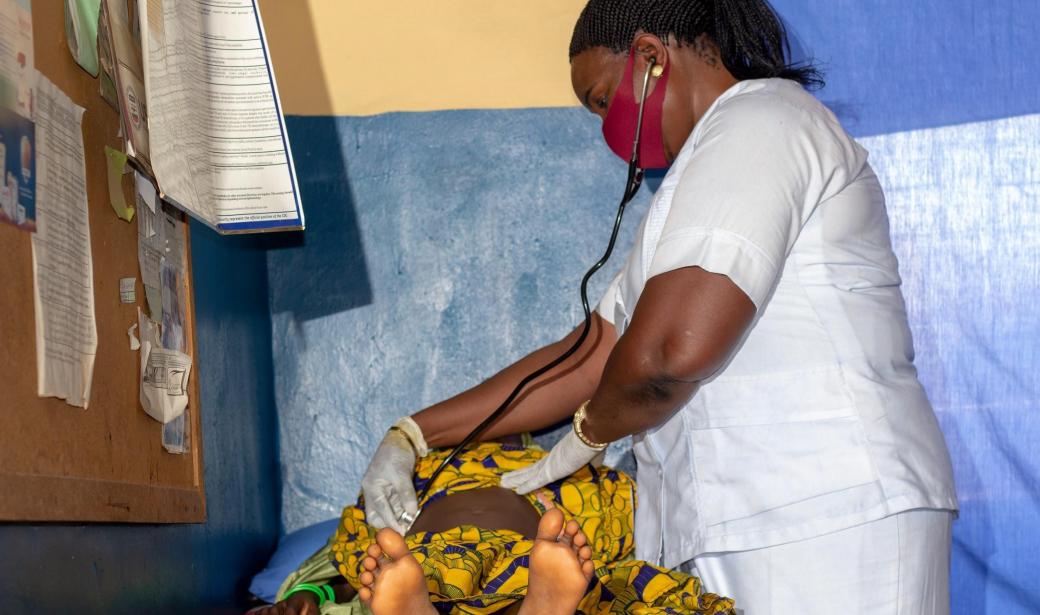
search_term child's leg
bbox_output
[517,508,596,615]
[358,528,438,615]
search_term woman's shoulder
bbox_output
[711,78,835,129]
[700,78,862,163]
[678,78,870,203]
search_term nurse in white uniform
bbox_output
[360,1,958,613]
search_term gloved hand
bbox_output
[360,416,429,533]
[500,429,604,494]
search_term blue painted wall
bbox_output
[269,110,651,531]
[0,223,281,614]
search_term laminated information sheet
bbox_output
[138,0,303,233]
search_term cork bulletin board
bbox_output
[0,0,204,523]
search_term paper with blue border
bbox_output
[138,0,303,234]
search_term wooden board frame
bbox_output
[0,1,205,523]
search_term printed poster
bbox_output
[0,0,34,231]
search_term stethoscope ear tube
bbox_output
[413,60,658,507]
[630,57,657,168]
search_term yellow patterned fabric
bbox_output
[330,442,734,615]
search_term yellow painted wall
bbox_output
[258,0,587,116]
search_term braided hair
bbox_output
[569,0,823,89]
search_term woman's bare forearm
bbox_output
[412,314,616,448]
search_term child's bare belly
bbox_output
[408,487,541,539]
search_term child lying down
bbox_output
[254,440,735,615]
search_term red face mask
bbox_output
[602,49,671,170]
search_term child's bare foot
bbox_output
[358,527,437,615]
[517,508,595,615]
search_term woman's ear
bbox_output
[631,33,668,74]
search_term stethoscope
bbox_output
[400,57,660,531]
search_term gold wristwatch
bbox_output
[573,400,609,450]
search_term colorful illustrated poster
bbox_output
[0,0,35,232]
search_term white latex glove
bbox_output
[360,416,429,533]
[500,429,603,494]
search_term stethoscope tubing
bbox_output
[404,58,660,528]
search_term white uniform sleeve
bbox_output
[648,92,867,309]
[595,271,623,325]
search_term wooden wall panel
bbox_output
[0,0,204,523]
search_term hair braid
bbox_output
[569,0,823,89]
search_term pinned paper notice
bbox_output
[32,73,97,409]
[104,146,134,222]
[137,306,157,345]
[141,347,191,424]
[119,276,136,303]
[137,308,190,424]
[134,170,158,213]
[127,322,140,350]
[65,0,103,77]
[137,194,163,319]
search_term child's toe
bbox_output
[536,508,566,541]
[375,527,411,561]
[564,519,581,538]
[571,530,588,549]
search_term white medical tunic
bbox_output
[597,78,957,567]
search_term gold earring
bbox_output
[651,64,664,78]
